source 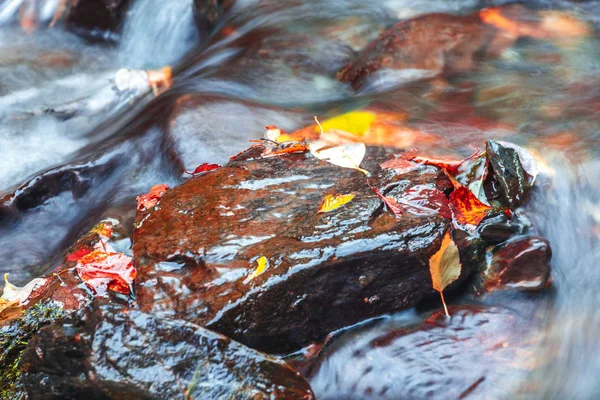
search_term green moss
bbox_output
[0,301,64,399]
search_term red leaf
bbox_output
[66,248,92,262]
[449,186,492,227]
[405,155,464,175]
[136,184,170,210]
[185,163,220,176]
[267,143,309,156]
[399,185,451,218]
[75,250,135,296]
[368,182,403,216]
[380,157,420,175]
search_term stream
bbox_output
[1,0,599,398]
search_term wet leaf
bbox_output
[136,184,170,210]
[405,154,464,175]
[1,273,49,307]
[380,157,420,175]
[367,182,403,216]
[243,256,269,284]
[429,231,462,317]
[319,111,376,137]
[90,222,114,239]
[310,141,368,175]
[399,185,451,218]
[270,142,309,156]
[449,186,492,228]
[74,242,135,296]
[318,194,355,213]
[185,163,220,176]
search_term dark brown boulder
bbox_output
[481,236,552,292]
[21,303,315,400]
[133,145,485,353]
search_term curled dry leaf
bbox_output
[185,163,220,176]
[136,184,170,210]
[429,231,462,317]
[243,256,269,284]
[318,194,356,213]
[449,186,492,228]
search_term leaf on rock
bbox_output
[368,182,403,216]
[449,186,492,228]
[405,154,464,175]
[136,184,170,210]
[399,185,451,218]
[185,163,220,176]
[429,231,462,317]
[75,244,135,296]
[319,111,376,137]
[90,222,114,239]
[318,194,355,213]
[1,273,49,308]
[310,141,369,175]
[380,157,420,175]
[243,256,269,284]
[66,248,93,262]
[270,142,309,156]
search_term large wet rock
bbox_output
[337,11,495,89]
[21,302,315,400]
[133,145,485,353]
[307,304,548,399]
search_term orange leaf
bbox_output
[405,155,463,175]
[270,143,309,155]
[318,194,355,213]
[449,186,492,227]
[380,157,420,175]
[136,184,170,210]
[429,231,462,317]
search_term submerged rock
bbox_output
[21,303,315,400]
[307,305,547,400]
[482,236,552,292]
[193,0,233,35]
[133,145,485,353]
[64,0,131,40]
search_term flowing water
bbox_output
[1,0,600,398]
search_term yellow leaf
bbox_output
[318,111,376,137]
[318,194,355,213]
[244,256,269,284]
[275,134,296,143]
[429,231,462,317]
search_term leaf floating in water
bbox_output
[319,111,376,137]
[185,163,220,176]
[318,194,355,213]
[244,256,269,284]
[429,231,462,317]
[136,184,170,210]
[449,186,493,228]
[74,245,135,296]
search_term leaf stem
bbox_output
[440,291,450,317]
